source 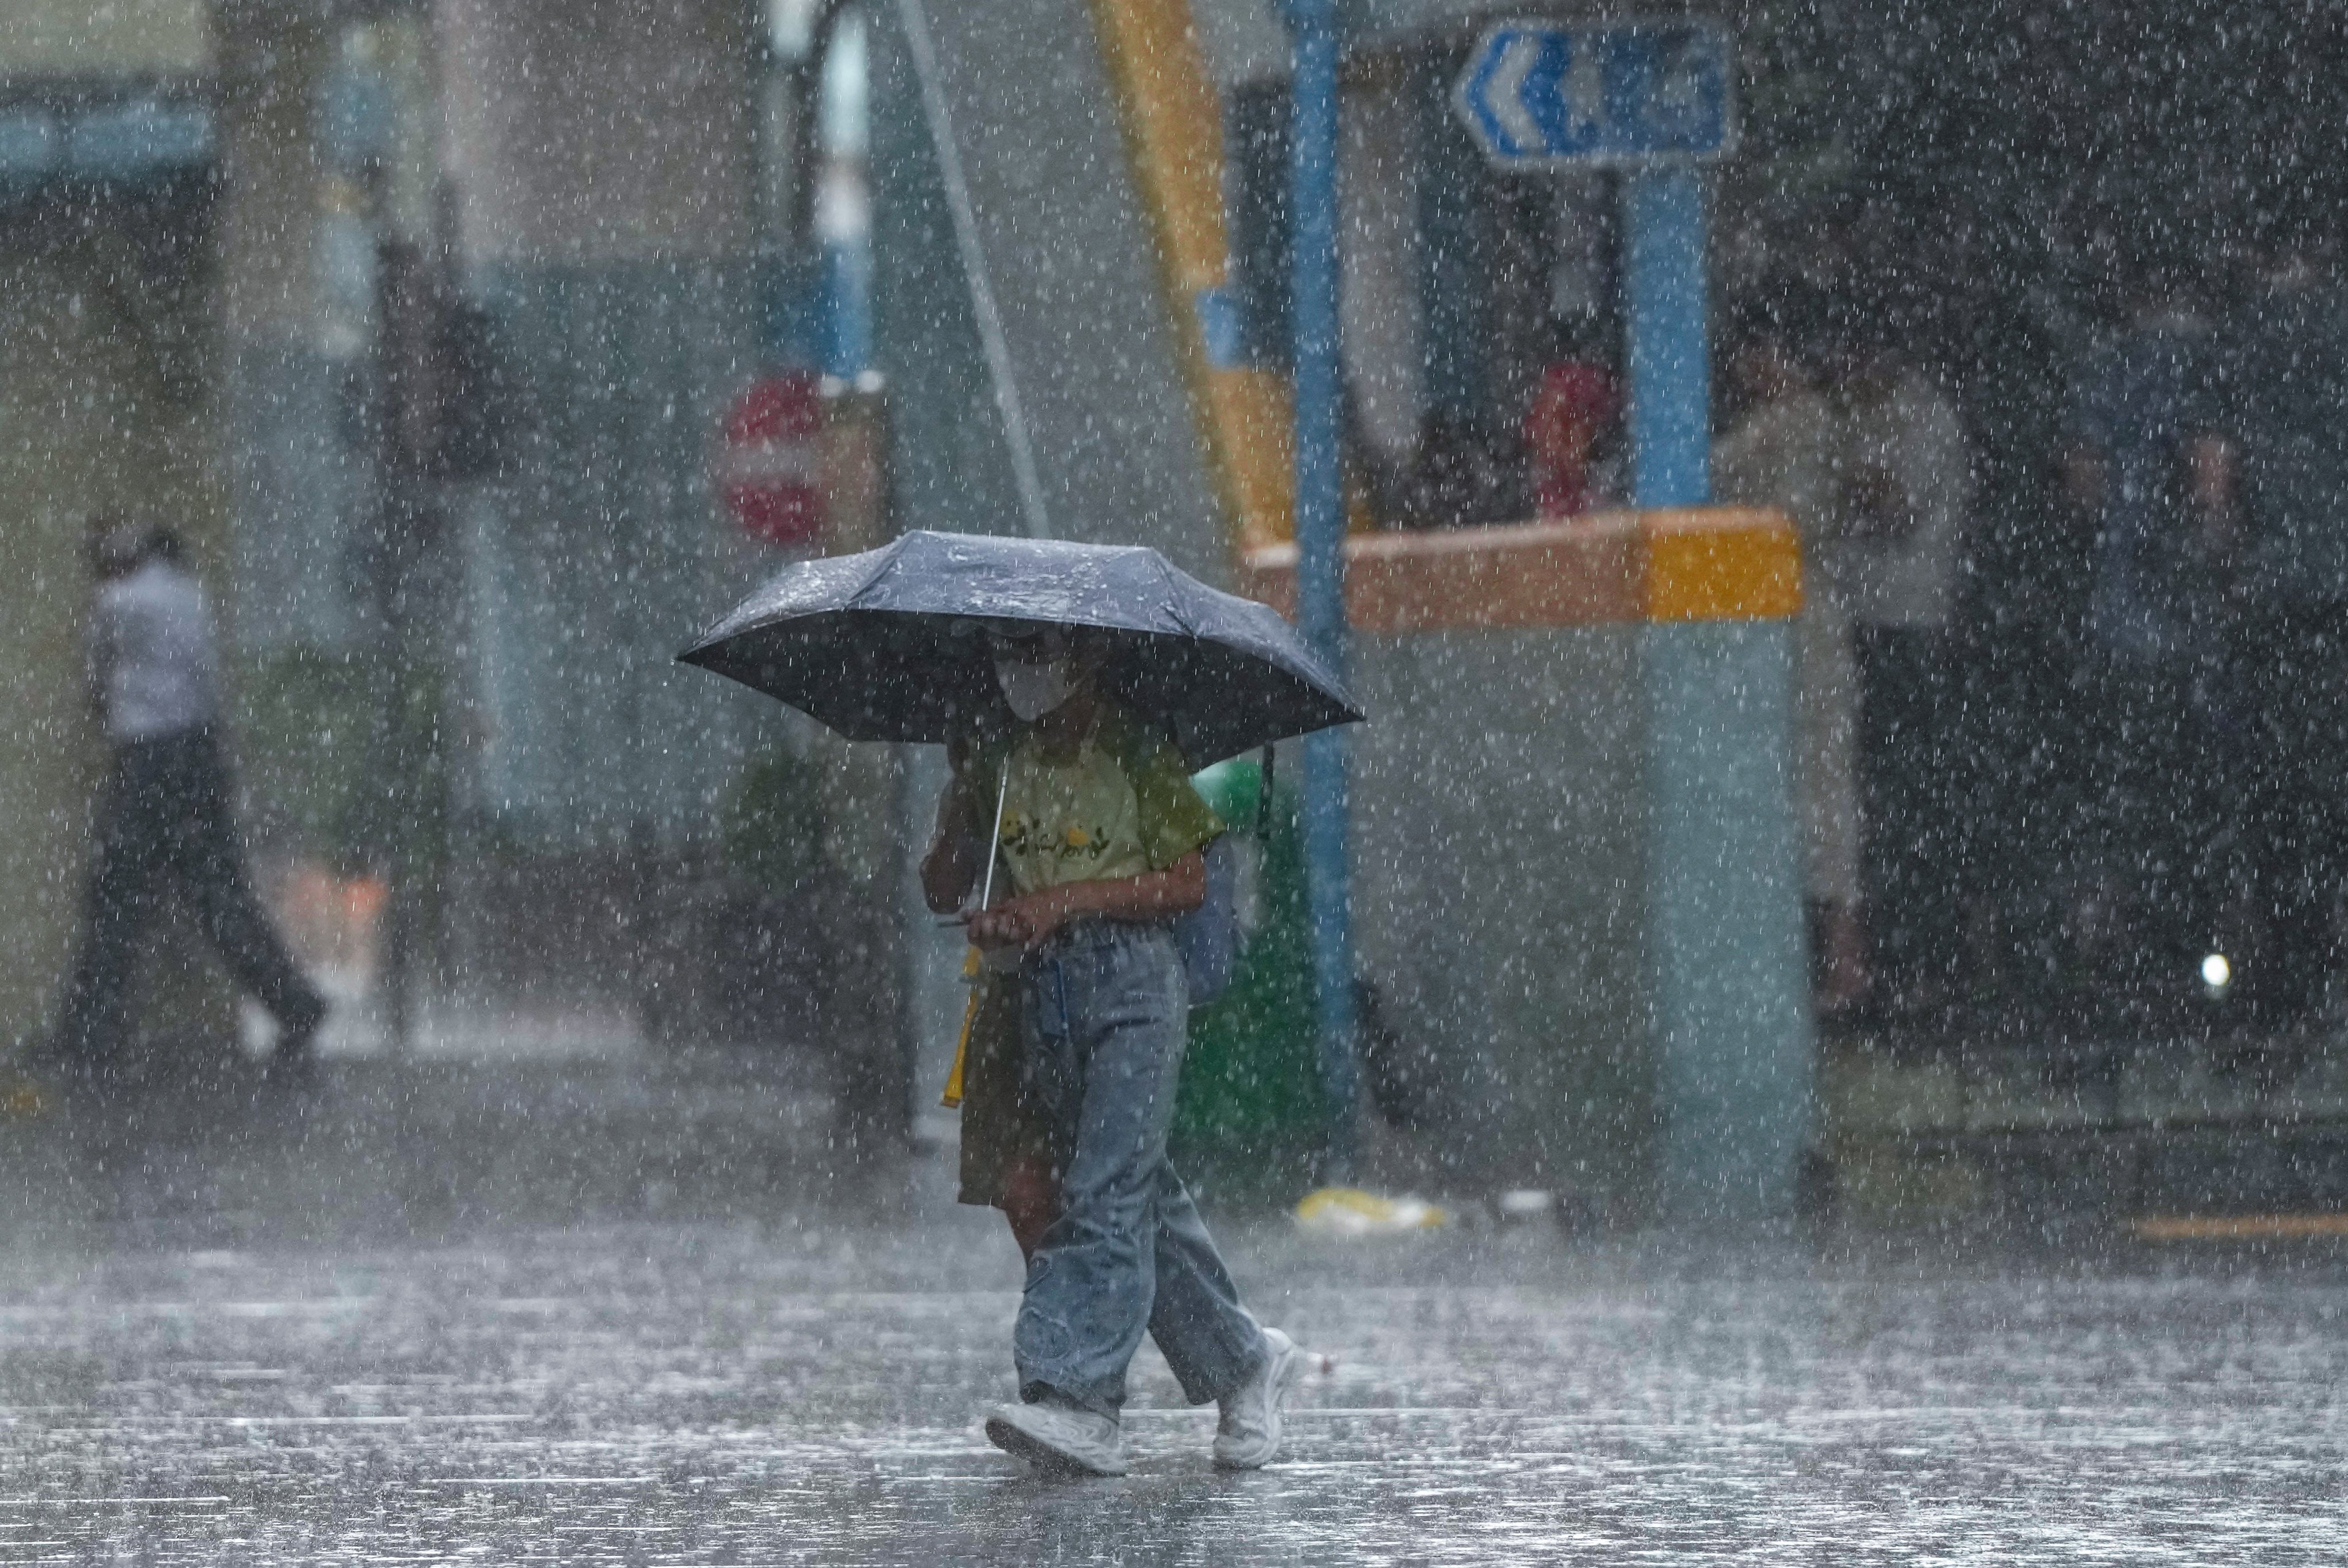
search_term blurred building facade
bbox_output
[0,0,223,1045]
[0,0,881,1057]
[1187,0,2348,1028]
[8,0,2348,1202]
[869,0,2348,1204]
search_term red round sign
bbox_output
[718,372,824,547]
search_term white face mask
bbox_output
[994,651,1079,720]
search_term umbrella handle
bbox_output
[976,758,1010,912]
[1257,744,1275,838]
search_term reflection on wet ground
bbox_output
[2,1071,2345,1562]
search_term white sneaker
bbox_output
[1213,1326,1301,1469]
[984,1398,1129,1477]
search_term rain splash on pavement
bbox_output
[0,1061,2338,1558]
[4,1104,2346,1567]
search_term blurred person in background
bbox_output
[1826,315,1975,1017]
[1400,413,1521,529]
[2060,260,2233,1008]
[1714,292,1865,1014]
[2206,225,2348,1028]
[52,522,328,1085]
[1524,308,1622,520]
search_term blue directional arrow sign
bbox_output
[1454,20,1736,168]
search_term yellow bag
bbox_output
[941,945,982,1108]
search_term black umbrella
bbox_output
[678,531,1361,765]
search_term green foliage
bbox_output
[236,648,452,877]
[236,649,381,872]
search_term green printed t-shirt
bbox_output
[952,704,1223,897]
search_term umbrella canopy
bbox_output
[678,531,1361,765]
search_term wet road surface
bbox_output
[2,1064,2345,1563]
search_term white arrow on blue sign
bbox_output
[1453,20,1736,168]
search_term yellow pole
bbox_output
[1083,0,1298,552]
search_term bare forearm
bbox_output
[2063,446,2105,515]
[85,622,111,723]
[1039,854,1206,926]
[2190,435,2237,550]
[922,777,987,912]
[967,850,1211,950]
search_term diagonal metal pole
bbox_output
[893,0,1052,540]
[1279,0,1360,1182]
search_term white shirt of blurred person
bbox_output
[54,525,326,1079]
[1713,330,1865,1012]
[1828,344,1974,1005]
[1827,352,1973,633]
[88,543,221,741]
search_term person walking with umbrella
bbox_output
[924,621,1292,1475]
[681,531,1361,1476]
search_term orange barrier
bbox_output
[1236,507,1800,632]
[2131,1213,2348,1241]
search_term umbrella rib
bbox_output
[842,534,909,611]
[1153,554,1202,638]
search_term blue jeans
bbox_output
[1013,920,1266,1416]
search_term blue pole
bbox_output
[1623,164,1813,1221]
[1280,0,1359,1182]
[1623,167,1711,508]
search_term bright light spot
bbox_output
[2202,952,2232,991]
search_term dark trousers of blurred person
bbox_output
[54,730,324,1070]
[2082,657,2230,1002]
[1855,626,1965,1012]
[2240,606,2348,1024]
